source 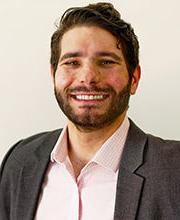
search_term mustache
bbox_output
[67,86,115,93]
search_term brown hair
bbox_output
[50,2,139,79]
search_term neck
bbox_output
[67,112,127,177]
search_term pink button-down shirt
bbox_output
[35,117,129,220]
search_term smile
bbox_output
[71,94,109,101]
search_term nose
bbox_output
[78,63,101,85]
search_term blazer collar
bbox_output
[15,129,61,220]
[114,119,148,220]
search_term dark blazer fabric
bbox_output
[1,120,180,220]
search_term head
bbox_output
[50,2,139,80]
[50,3,140,131]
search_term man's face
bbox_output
[52,26,139,131]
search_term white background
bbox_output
[0,0,180,161]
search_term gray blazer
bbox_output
[1,120,180,220]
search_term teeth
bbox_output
[75,95,104,100]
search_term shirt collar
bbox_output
[50,126,69,163]
[92,116,129,172]
[51,116,129,173]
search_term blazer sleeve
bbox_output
[0,140,23,220]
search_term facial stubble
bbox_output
[54,82,131,131]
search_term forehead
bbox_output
[60,26,122,55]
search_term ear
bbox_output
[130,65,141,95]
[50,65,55,82]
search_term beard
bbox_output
[54,82,131,131]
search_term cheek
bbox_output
[105,71,129,91]
[54,68,74,89]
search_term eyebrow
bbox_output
[95,51,122,62]
[59,52,83,62]
[59,51,122,62]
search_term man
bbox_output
[0,2,180,220]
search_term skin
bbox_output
[51,26,141,178]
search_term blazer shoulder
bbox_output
[0,129,62,177]
[128,120,180,169]
[147,133,180,150]
[145,133,180,168]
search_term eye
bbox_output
[63,60,80,67]
[99,59,116,66]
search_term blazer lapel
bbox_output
[15,130,61,220]
[114,120,147,220]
